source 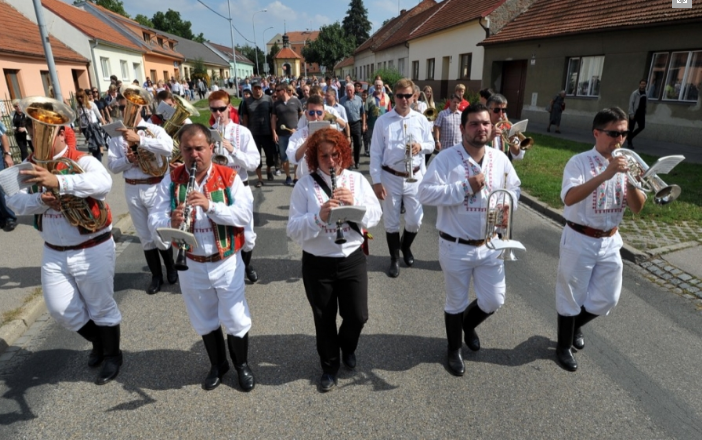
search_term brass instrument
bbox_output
[19,97,109,231]
[329,167,346,245]
[163,94,199,164]
[484,172,526,260]
[174,163,198,271]
[212,123,228,166]
[424,107,438,122]
[611,144,684,205]
[120,85,168,176]
[495,118,533,151]
[403,123,417,183]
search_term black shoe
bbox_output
[3,220,17,232]
[320,373,337,392]
[462,300,493,351]
[77,320,103,368]
[235,363,255,392]
[241,250,258,283]
[342,352,356,369]
[388,259,399,278]
[159,249,178,284]
[246,266,258,283]
[400,230,417,267]
[464,328,481,352]
[556,347,577,372]
[147,277,163,295]
[573,308,598,350]
[267,172,274,181]
[386,232,401,278]
[228,333,255,392]
[364,151,370,157]
[203,362,230,391]
[202,329,229,390]
[96,325,122,385]
[96,351,123,385]
[447,349,465,376]
[557,314,578,372]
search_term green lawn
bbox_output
[190,96,241,125]
[513,133,702,225]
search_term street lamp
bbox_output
[262,27,274,75]
[252,9,267,76]
[197,0,239,96]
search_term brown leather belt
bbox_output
[566,221,618,238]
[382,165,420,178]
[45,232,112,252]
[186,252,228,263]
[439,231,491,247]
[125,176,164,185]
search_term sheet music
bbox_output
[509,119,528,137]
[309,121,331,135]
[101,121,127,138]
[0,162,35,196]
[209,129,223,143]
[156,101,176,120]
[328,205,366,225]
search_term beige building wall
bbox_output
[1,55,89,101]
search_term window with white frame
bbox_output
[133,63,141,81]
[647,50,701,102]
[459,53,471,80]
[426,58,435,80]
[100,57,110,79]
[398,58,406,76]
[120,60,129,80]
[412,61,419,80]
[565,56,604,97]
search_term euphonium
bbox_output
[163,94,199,164]
[19,97,108,231]
[495,118,533,151]
[611,144,683,205]
[174,162,198,271]
[484,172,526,261]
[329,167,346,245]
[120,85,169,176]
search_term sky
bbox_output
[64,0,424,49]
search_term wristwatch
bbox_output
[3,151,11,156]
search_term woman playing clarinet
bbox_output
[287,129,382,392]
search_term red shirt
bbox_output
[444,99,469,112]
[209,107,239,126]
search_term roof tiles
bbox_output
[355,0,437,54]
[274,47,303,60]
[409,0,505,41]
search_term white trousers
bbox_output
[242,185,257,252]
[41,239,121,331]
[555,226,623,316]
[179,252,252,337]
[125,182,170,251]
[439,238,506,315]
[380,169,423,233]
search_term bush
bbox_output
[371,67,403,90]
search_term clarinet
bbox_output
[329,167,346,245]
[174,162,198,271]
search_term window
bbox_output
[426,58,435,80]
[3,69,21,99]
[169,42,174,50]
[412,61,419,80]
[100,57,110,79]
[133,63,141,81]
[142,32,150,43]
[459,53,472,80]
[377,62,382,70]
[565,55,604,97]
[163,71,169,82]
[120,60,129,80]
[647,50,701,102]
[157,37,164,47]
[40,71,52,96]
[150,69,157,82]
[398,58,406,76]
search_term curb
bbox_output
[519,192,650,264]
[0,295,47,355]
[111,212,134,242]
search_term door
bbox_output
[501,60,527,120]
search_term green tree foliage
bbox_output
[76,0,129,18]
[151,9,199,40]
[342,0,371,46]
[191,58,209,86]
[236,45,265,75]
[302,23,355,72]
[266,42,280,75]
[134,14,153,27]
[372,67,402,89]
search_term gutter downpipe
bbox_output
[90,40,101,93]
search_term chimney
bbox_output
[400,9,407,15]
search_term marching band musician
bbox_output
[370,78,434,278]
[554,107,646,372]
[108,92,177,295]
[149,90,192,127]
[7,120,123,385]
[418,104,521,376]
[148,123,256,392]
[485,94,525,162]
[210,90,261,283]
[287,129,381,392]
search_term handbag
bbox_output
[546,101,553,113]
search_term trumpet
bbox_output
[329,167,346,245]
[120,85,169,176]
[174,162,198,271]
[212,124,228,166]
[484,172,526,260]
[495,119,533,151]
[404,123,418,183]
[611,144,684,205]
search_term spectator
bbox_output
[547,90,567,134]
[0,121,18,231]
[479,88,494,105]
[443,84,469,112]
[627,79,648,149]
[422,86,435,109]
[11,99,31,160]
[75,89,106,162]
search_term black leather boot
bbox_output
[159,248,178,284]
[77,320,103,368]
[462,300,494,351]
[241,250,258,283]
[573,307,598,350]
[557,314,578,372]
[386,232,401,278]
[227,333,255,392]
[96,324,123,385]
[400,230,418,267]
[201,328,230,390]
[144,249,163,294]
[445,312,465,376]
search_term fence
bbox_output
[0,99,22,165]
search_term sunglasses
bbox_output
[209,106,228,113]
[308,110,323,116]
[395,93,413,100]
[491,107,508,114]
[597,129,630,138]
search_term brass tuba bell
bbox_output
[162,94,199,164]
[120,85,169,176]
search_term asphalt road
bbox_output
[1,170,701,439]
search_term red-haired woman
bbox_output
[287,129,382,392]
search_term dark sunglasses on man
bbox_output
[597,129,630,138]
[210,106,228,113]
[395,93,413,100]
[491,107,508,114]
[307,110,323,116]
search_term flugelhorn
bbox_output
[19,96,109,231]
[174,162,198,271]
[212,123,228,166]
[120,85,169,176]
[611,145,684,205]
[484,172,526,260]
[329,167,346,245]
[403,123,417,183]
[163,94,199,164]
[495,118,533,151]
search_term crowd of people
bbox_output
[1,72,651,393]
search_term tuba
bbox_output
[120,85,169,176]
[484,173,526,260]
[19,97,109,231]
[611,145,684,205]
[495,118,533,151]
[163,94,199,164]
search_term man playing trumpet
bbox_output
[486,94,525,162]
[148,123,256,391]
[419,104,521,376]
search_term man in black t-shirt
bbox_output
[240,82,275,186]
[627,79,648,149]
[271,84,303,186]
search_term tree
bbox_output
[302,23,355,73]
[342,0,372,46]
[151,9,197,40]
[134,14,153,27]
[236,45,265,75]
[76,0,129,18]
[266,42,280,76]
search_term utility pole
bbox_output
[32,0,62,101]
